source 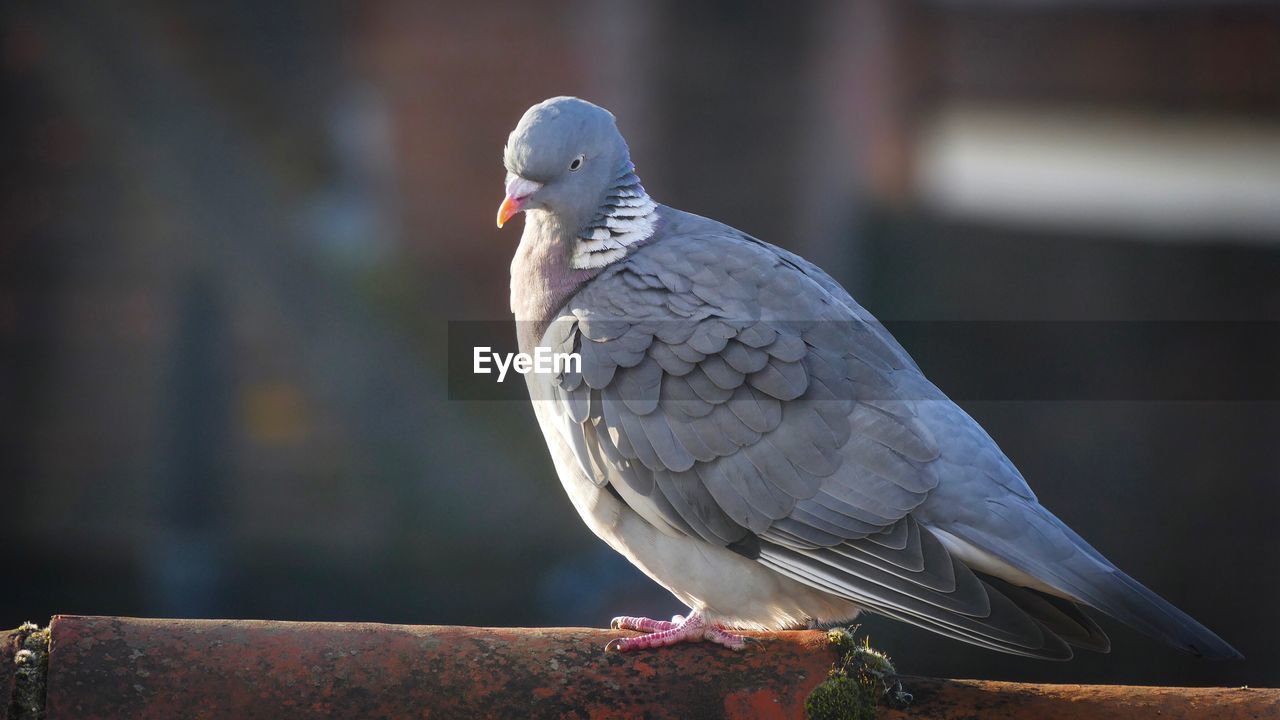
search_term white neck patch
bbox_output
[570,162,658,269]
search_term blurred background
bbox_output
[2,0,1278,687]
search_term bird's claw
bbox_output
[604,609,747,652]
[611,615,678,633]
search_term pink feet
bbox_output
[605,610,748,651]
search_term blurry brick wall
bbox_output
[356,0,588,319]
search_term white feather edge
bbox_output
[572,213,655,268]
[571,170,658,270]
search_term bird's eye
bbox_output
[569,155,584,172]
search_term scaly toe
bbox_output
[602,609,739,652]
[611,615,677,633]
[705,625,748,650]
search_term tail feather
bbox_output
[939,506,1243,661]
[981,573,1110,653]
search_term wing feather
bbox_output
[526,227,1235,660]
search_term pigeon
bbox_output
[498,96,1241,660]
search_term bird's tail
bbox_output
[939,505,1243,661]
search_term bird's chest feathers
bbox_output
[509,218,597,350]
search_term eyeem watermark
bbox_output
[449,320,1280,401]
[473,346,581,382]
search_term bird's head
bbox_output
[497,97,629,231]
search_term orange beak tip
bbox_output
[496,196,521,229]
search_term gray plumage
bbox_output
[504,96,1241,660]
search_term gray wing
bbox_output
[541,230,1081,659]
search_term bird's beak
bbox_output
[496,176,544,228]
